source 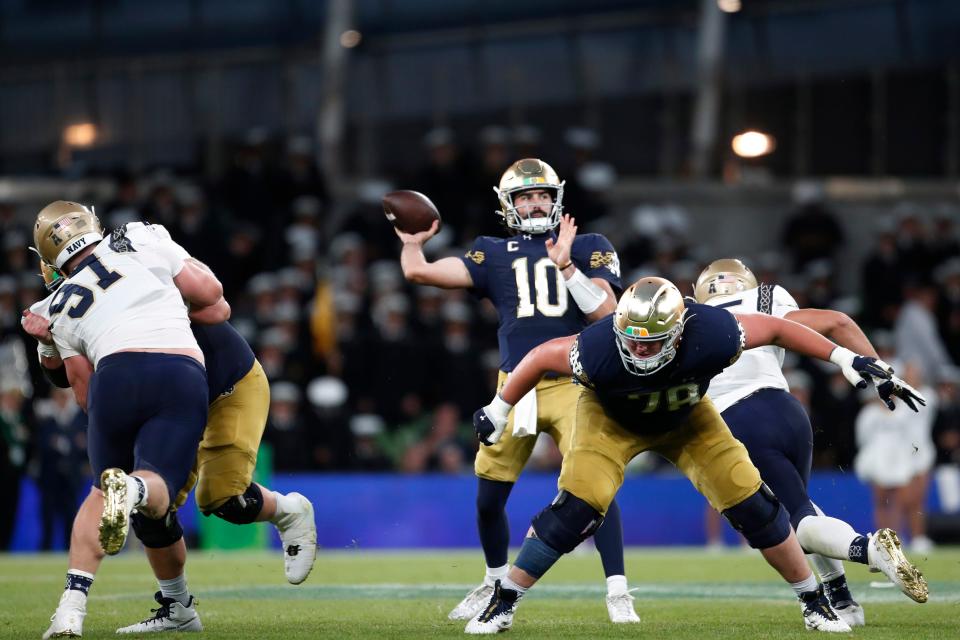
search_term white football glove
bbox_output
[473,395,513,446]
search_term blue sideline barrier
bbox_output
[9,471,945,551]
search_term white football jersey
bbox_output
[30,229,198,368]
[704,283,799,413]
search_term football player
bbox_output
[24,219,318,635]
[396,158,638,622]
[693,258,928,626]
[465,276,906,634]
[21,201,216,639]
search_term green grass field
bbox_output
[1,547,958,638]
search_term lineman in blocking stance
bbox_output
[397,158,638,623]
[693,258,928,625]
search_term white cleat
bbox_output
[831,601,865,628]
[99,468,136,555]
[606,590,640,623]
[867,528,929,603]
[275,492,317,585]
[448,582,494,621]
[116,592,202,634]
[43,590,86,639]
[464,581,520,635]
[800,586,851,633]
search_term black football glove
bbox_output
[876,375,927,412]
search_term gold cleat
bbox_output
[99,468,131,555]
[869,528,929,603]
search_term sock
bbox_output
[65,569,94,602]
[500,576,527,596]
[848,535,869,565]
[594,499,626,577]
[795,514,859,560]
[789,573,819,597]
[485,564,509,586]
[513,535,562,580]
[476,479,513,569]
[270,492,301,523]
[806,553,845,582]
[606,575,628,596]
[823,575,853,604]
[127,475,148,509]
[158,574,191,607]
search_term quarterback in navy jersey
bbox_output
[693,259,928,625]
[464,276,900,635]
[397,158,639,623]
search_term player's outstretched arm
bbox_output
[189,296,231,325]
[737,312,892,389]
[396,220,473,289]
[174,260,224,308]
[474,335,576,445]
[784,308,879,357]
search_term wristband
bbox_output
[557,261,573,272]
[37,342,59,359]
[565,268,609,314]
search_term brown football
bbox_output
[382,190,441,234]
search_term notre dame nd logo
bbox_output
[464,250,485,265]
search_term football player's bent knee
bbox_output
[131,510,183,548]
[722,484,791,549]
[531,491,603,554]
[208,483,264,524]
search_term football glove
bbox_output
[876,375,927,412]
[829,347,893,389]
[473,395,513,446]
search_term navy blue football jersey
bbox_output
[570,303,744,433]
[191,322,256,401]
[461,232,621,371]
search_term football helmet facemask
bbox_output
[614,277,688,376]
[494,158,564,234]
[33,200,103,273]
[694,258,757,303]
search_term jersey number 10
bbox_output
[512,257,568,318]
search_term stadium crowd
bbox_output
[1,127,959,550]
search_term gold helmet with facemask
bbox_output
[693,258,758,303]
[614,276,687,375]
[494,158,564,234]
[32,200,103,274]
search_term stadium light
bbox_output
[717,0,742,12]
[731,130,775,158]
[63,123,98,147]
[340,30,362,48]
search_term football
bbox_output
[382,190,441,234]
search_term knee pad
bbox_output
[131,510,183,548]
[722,483,791,549]
[531,491,603,554]
[207,483,264,524]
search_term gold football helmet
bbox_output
[614,276,687,375]
[494,158,564,234]
[33,200,103,272]
[693,258,757,303]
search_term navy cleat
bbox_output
[823,576,864,627]
[799,585,851,633]
[464,580,521,635]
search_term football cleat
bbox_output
[799,585,851,633]
[275,492,317,584]
[464,580,521,635]
[606,590,640,623]
[116,592,202,634]
[43,590,86,639]
[448,582,494,621]
[99,468,136,555]
[867,528,928,603]
[823,576,864,627]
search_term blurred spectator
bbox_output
[561,126,616,224]
[305,377,352,469]
[170,184,224,268]
[412,127,474,242]
[33,388,87,550]
[854,363,937,551]
[349,414,392,471]
[779,188,845,271]
[894,279,959,385]
[264,381,311,470]
[935,258,960,364]
[860,220,903,328]
[0,383,30,549]
[932,376,960,515]
[102,171,141,229]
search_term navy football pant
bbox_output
[721,388,817,530]
[87,352,208,503]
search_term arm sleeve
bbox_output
[770,285,800,319]
[574,234,622,290]
[460,237,490,296]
